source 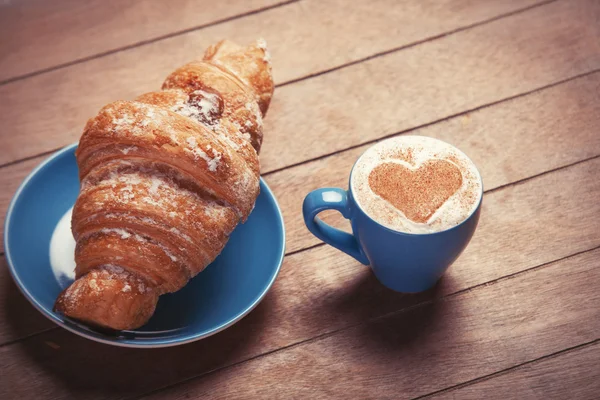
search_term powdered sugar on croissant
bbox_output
[54,39,274,330]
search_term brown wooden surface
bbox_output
[0,0,286,82]
[429,341,600,400]
[1,0,599,398]
[0,0,553,166]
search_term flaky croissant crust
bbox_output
[54,39,274,330]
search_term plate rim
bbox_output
[3,142,286,348]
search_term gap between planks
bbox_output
[263,67,600,177]
[0,0,555,88]
[0,0,302,87]
[277,0,558,88]
[414,338,600,400]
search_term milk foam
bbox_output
[351,136,482,234]
[49,207,76,288]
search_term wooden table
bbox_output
[1,0,599,398]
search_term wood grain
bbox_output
[1,157,599,398]
[429,341,600,400]
[0,0,562,165]
[266,71,600,253]
[142,248,600,400]
[0,156,44,251]
[0,0,285,82]
[261,0,600,172]
[0,257,54,345]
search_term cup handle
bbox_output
[302,188,369,265]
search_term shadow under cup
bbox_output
[302,169,482,293]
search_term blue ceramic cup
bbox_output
[303,136,482,293]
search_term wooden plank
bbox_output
[0,156,44,250]
[0,0,286,82]
[2,70,600,254]
[266,71,600,253]
[429,341,600,400]
[0,0,559,165]
[142,248,600,400]
[0,257,55,345]
[0,157,599,398]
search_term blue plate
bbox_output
[4,143,285,348]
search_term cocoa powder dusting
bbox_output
[391,148,414,164]
[368,160,463,223]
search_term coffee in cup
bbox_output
[351,135,482,234]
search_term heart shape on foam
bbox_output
[368,159,463,224]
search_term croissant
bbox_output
[53,39,274,330]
